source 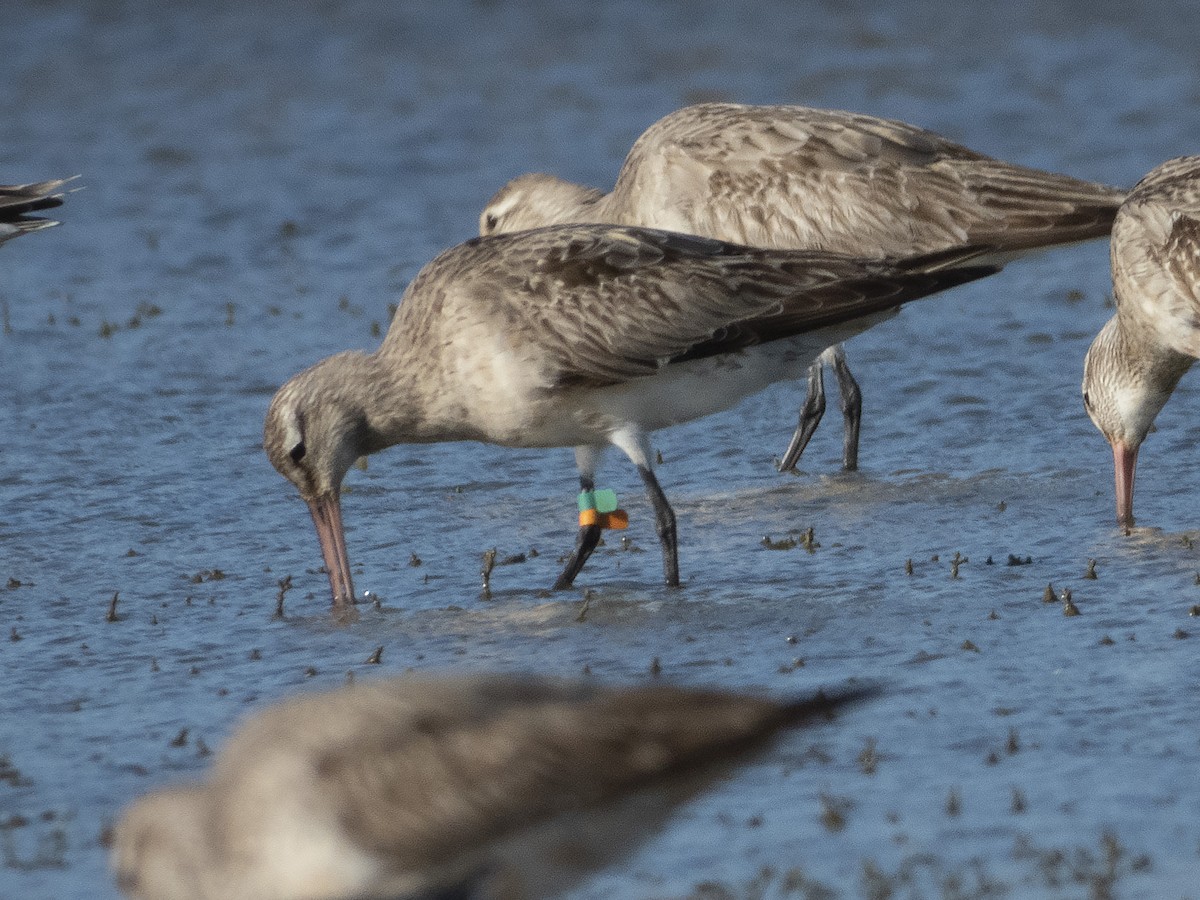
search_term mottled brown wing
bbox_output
[1160,214,1200,354]
[610,103,1123,255]
[1165,215,1200,299]
[670,253,998,364]
[452,225,995,388]
[510,227,865,385]
[1114,159,1200,356]
[1127,156,1200,209]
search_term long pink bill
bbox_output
[1112,442,1138,530]
[306,494,356,609]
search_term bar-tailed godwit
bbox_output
[1082,156,1200,528]
[263,224,996,604]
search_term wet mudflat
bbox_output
[2,1,1200,897]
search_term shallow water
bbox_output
[3,1,1200,897]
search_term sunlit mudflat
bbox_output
[3,2,1200,897]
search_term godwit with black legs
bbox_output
[263,223,996,605]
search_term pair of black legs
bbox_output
[778,350,862,473]
[551,351,860,590]
[553,469,678,590]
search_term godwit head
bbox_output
[263,351,381,606]
[480,172,604,236]
[1083,316,1190,529]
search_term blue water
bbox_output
[3,1,1200,897]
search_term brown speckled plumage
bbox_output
[482,103,1124,256]
[481,103,1126,470]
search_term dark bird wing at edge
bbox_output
[0,178,73,216]
[0,178,75,244]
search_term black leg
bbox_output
[553,475,603,590]
[638,465,679,587]
[832,348,862,472]
[778,358,826,472]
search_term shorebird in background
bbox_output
[264,224,995,604]
[112,674,874,900]
[481,102,1126,471]
[0,178,72,246]
[1083,156,1200,529]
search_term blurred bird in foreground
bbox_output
[112,673,874,900]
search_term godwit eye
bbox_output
[1082,391,1092,411]
[290,442,307,463]
[485,213,498,232]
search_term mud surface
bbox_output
[2,2,1200,897]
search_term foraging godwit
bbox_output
[264,224,994,603]
[1083,156,1200,529]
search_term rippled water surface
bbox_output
[3,1,1200,897]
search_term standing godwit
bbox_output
[264,224,995,604]
[0,178,72,246]
[481,102,1126,471]
[111,674,874,900]
[1082,156,1200,529]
